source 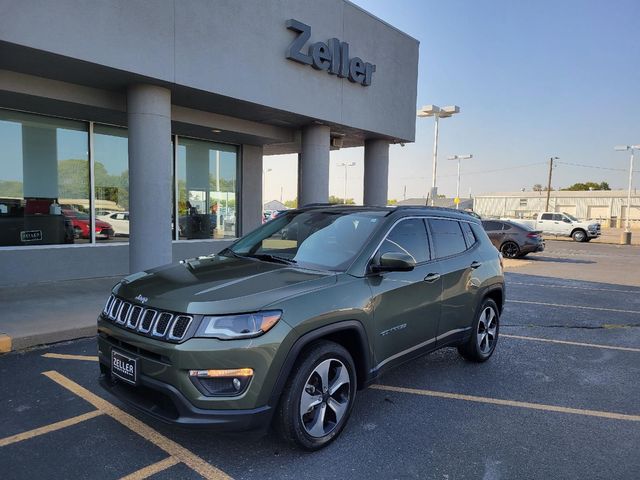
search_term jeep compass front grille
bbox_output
[101,295,193,342]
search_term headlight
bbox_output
[195,311,282,340]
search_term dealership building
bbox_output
[0,0,419,285]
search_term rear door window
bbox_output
[428,219,467,258]
[379,218,430,264]
[482,221,503,231]
[541,213,553,220]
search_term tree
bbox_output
[532,184,543,192]
[284,198,298,208]
[328,195,355,205]
[387,199,398,205]
[562,181,611,191]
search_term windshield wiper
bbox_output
[246,253,297,265]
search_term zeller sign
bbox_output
[286,19,376,86]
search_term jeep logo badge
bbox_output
[285,19,376,86]
[134,294,148,304]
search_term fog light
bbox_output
[189,368,253,378]
[189,368,253,396]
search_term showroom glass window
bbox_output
[176,137,238,239]
[0,110,89,246]
[94,125,129,242]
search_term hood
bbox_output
[113,255,337,315]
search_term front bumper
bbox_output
[99,362,272,431]
[97,315,293,430]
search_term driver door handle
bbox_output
[470,261,482,269]
[424,273,441,283]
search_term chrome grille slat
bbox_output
[116,302,131,325]
[168,315,192,341]
[103,295,114,315]
[138,309,157,333]
[109,298,122,320]
[152,313,173,337]
[127,306,143,329]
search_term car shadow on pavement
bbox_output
[525,256,595,264]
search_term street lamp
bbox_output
[614,145,639,244]
[337,162,356,204]
[448,154,473,209]
[417,104,460,205]
[262,168,272,211]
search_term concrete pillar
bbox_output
[240,144,264,236]
[363,139,390,206]
[127,84,172,272]
[298,124,330,206]
[22,126,58,199]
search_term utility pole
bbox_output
[545,156,559,211]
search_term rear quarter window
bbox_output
[460,222,477,248]
[428,219,467,258]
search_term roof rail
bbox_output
[302,203,341,207]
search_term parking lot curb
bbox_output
[5,326,96,353]
[0,334,11,353]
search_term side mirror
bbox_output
[563,218,572,223]
[372,252,416,273]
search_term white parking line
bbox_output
[508,281,639,295]
[507,299,640,315]
[501,334,640,353]
[371,384,640,422]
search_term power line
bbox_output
[555,161,627,172]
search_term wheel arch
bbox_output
[269,320,372,407]
[483,284,504,314]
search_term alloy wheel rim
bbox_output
[300,358,351,438]
[477,306,498,354]
[502,243,518,258]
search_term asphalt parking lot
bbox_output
[1,241,639,479]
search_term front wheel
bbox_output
[572,229,587,242]
[275,340,356,451]
[458,298,500,362]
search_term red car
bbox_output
[62,209,114,239]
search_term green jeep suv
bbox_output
[98,205,504,450]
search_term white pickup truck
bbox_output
[502,212,601,242]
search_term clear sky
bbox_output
[264,0,640,204]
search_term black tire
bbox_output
[275,340,357,451]
[500,241,520,258]
[572,229,587,242]
[458,298,500,362]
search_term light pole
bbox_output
[614,145,639,244]
[337,162,356,204]
[262,168,272,212]
[448,154,473,209]
[417,104,460,205]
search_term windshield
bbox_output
[228,210,387,271]
[563,213,578,221]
